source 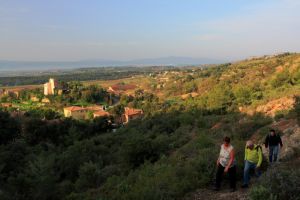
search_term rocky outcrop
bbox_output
[240,97,295,117]
[253,119,300,161]
[272,119,300,161]
[256,97,295,117]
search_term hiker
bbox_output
[241,140,263,188]
[215,136,236,192]
[265,129,283,163]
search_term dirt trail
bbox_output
[183,188,248,200]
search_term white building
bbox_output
[44,78,58,95]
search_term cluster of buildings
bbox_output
[1,78,144,124]
[63,105,110,120]
[62,81,143,122]
[63,105,143,124]
[0,78,61,102]
[0,86,38,99]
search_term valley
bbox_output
[1,53,300,200]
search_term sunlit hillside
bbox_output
[1,53,300,200]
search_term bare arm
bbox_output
[224,150,234,172]
[217,147,221,165]
[227,150,234,168]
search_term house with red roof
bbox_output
[123,107,143,123]
[63,106,87,119]
[1,103,13,108]
[93,110,110,118]
[86,105,105,112]
[63,105,108,120]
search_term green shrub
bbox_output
[233,85,252,105]
[75,161,102,191]
[274,110,287,122]
[295,96,300,125]
[270,70,292,88]
[249,166,300,200]
[250,185,272,200]
[99,133,217,200]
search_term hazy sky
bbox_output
[0,0,299,61]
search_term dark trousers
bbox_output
[215,164,236,189]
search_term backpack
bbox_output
[255,145,262,152]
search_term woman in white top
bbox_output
[215,136,236,192]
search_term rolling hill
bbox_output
[0,53,300,200]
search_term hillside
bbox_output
[153,53,300,114]
[0,53,300,200]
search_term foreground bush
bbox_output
[99,136,217,200]
[249,165,300,200]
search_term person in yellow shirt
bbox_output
[241,140,263,188]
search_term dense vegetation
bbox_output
[0,107,274,200]
[249,163,300,200]
[1,53,300,200]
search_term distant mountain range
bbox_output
[0,57,224,71]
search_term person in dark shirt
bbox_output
[265,129,283,162]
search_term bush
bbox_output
[0,111,20,144]
[75,162,102,191]
[100,147,217,200]
[270,70,292,88]
[294,96,300,125]
[249,166,300,200]
[250,185,274,200]
[274,110,287,122]
[206,83,234,113]
[233,86,252,105]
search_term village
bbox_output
[0,67,202,124]
[0,77,144,125]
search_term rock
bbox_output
[251,97,295,117]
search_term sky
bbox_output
[0,0,300,62]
